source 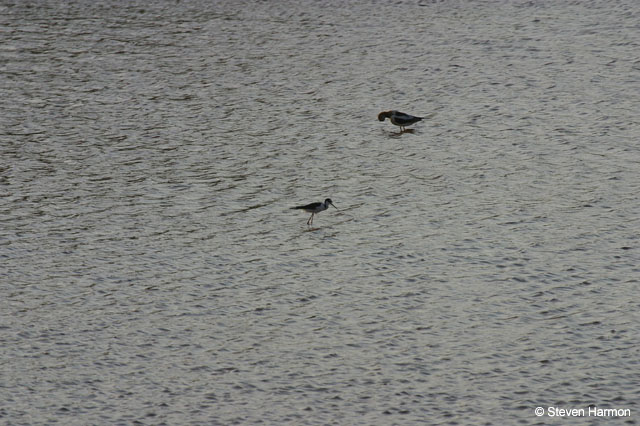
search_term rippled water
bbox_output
[2,0,639,424]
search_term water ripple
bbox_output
[2,0,640,424]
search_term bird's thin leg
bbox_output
[307,213,314,225]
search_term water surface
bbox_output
[1,0,639,424]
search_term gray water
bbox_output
[1,0,639,424]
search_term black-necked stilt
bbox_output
[378,110,423,132]
[291,198,338,225]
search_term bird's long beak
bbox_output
[330,203,339,210]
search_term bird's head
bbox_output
[325,198,338,210]
[378,111,391,121]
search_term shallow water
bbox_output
[1,0,639,424]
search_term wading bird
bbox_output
[291,198,338,225]
[378,110,423,132]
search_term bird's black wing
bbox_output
[394,112,423,124]
[292,202,321,210]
